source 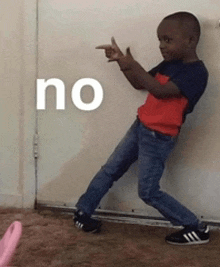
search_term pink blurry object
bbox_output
[0,221,22,267]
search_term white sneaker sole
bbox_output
[166,239,209,245]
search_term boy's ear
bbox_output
[188,35,197,48]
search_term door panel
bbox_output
[37,0,220,221]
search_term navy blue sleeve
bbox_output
[148,61,166,76]
[170,61,209,113]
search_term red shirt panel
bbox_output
[137,73,188,136]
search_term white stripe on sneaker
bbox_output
[191,231,201,241]
[188,233,196,241]
[183,234,191,242]
[204,226,209,233]
[184,232,201,243]
[75,221,84,229]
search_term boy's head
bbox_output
[157,12,201,62]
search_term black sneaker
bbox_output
[73,210,102,233]
[165,225,210,245]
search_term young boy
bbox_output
[74,11,209,245]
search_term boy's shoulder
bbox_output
[149,60,208,113]
[149,60,208,78]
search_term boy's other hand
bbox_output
[96,37,124,62]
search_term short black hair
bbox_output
[163,11,201,44]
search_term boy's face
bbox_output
[157,19,191,62]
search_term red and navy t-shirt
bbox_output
[138,60,208,136]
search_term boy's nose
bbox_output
[159,41,166,49]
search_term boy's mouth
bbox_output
[160,49,168,56]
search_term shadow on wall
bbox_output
[37,143,141,211]
[36,73,218,209]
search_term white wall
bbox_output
[1,0,220,223]
[0,0,37,208]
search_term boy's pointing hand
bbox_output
[96,37,124,62]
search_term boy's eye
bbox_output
[164,37,171,43]
[158,36,172,44]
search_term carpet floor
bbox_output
[1,207,220,267]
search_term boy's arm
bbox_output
[96,37,181,99]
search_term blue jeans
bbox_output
[76,118,199,227]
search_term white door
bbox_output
[36,0,220,222]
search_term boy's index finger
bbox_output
[111,37,117,45]
[111,37,119,49]
[96,37,118,50]
[96,44,112,50]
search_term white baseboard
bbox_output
[36,202,220,230]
